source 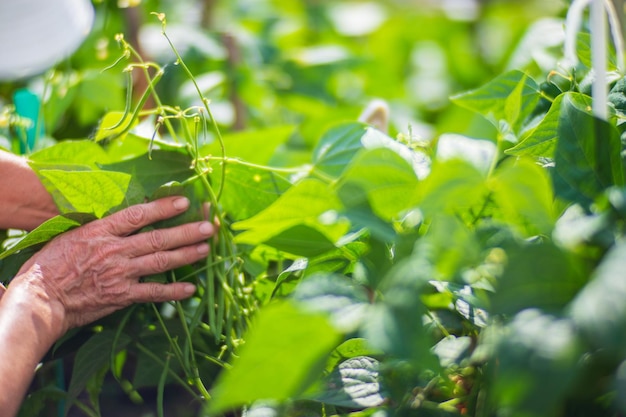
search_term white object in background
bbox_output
[0,0,94,80]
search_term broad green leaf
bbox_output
[361,249,435,366]
[208,301,342,415]
[506,92,568,158]
[66,330,131,414]
[100,149,193,196]
[432,336,472,368]
[308,356,385,409]
[417,159,488,221]
[312,122,368,178]
[232,178,348,246]
[492,310,580,417]
[39,170,142,217]
[490,158,556,236]
[451,70,540,132]
[263,224,338,257]
[292,273,370,332]
[336,147,420,221]
[0,213,95,260]
[212,161,292,221]
[569,241,626,351]
[576,32,619,71]
[200,125,295,165]
[29,140,109,168]
[491,241,587,316]
[552,93,625,206]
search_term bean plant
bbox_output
[4,1,626,417]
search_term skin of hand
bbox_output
[0,196,215,416]
[0,150,59,231]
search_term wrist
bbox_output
[6,267,67,343]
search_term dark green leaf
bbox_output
[552,93,625,206]
[569,241,626,351]
[491,310,581,416]
[491,240,587,316]
[100,149,193,197]
[66,330,131,414]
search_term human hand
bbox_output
[12,196,215,337]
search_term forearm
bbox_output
[0,150,58,231]
[0,276,64,417]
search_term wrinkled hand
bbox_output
[13,196,215,335]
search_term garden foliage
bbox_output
[3,1,626,417]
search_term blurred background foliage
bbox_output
[1,0,567,154]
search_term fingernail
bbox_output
[173,197,190,210]
[199,222,214,235]
[183,283,196,295]
[197,243,210,254]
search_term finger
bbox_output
[100,197,191,237]
[127,243,210,277]
[129,282,197,303]
[125,221,216,257]
[0,282,5,300]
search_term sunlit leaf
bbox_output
[208,301,342,415]
[38,169,142,217]
[308,356,385,409]
[451,70,540,132]
[232,178,348,246]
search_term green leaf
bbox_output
[208,301,342,415]
[337,147,420,221]
[491,241,587,316]
[451,70,540,132]
[492,310,580,416]
[309,356,385,409]
[232,178,348,246]
[325,339,383,374]
[490,158,556,236]
[552,93,625,206]
[99,149,193,197]
[506,92,567,158]
[212,161,292,221]
[361,250,435,365]
[263,224,338,257]
[66,330,131,414]
[0,213,95,260]
[29,140,110,168]
[417,159,488,221]
[569,241,626,351]
[312,122,368,179]
[201,125,295,165]
[38,169,142,217]
[432,336,472,368]
[292,274,370,332]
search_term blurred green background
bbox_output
[1,0,568,155]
